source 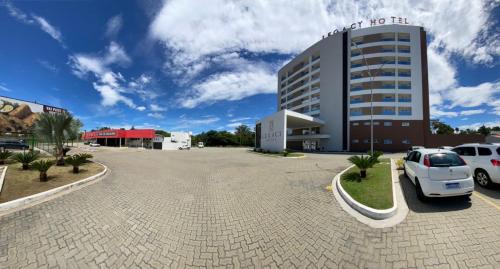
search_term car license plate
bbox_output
[445,183,460,189]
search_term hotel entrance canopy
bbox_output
[257,110,330,152]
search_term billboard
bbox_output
[0,96,65,133]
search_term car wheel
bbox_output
[475,170,492,188]
[415,180,428,202]
[403,166,408,178]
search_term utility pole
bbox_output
[351,41,388,154]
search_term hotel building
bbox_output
[256,24,431,152]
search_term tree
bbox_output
[67,118,83,145]
[31,160,54,182]
[234,125,255,146]
[478,125,491,136]
[155,130,171,137]
[431,120,454,135]
[34,112,75,166]
[348,155,378,178]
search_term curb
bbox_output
[0,162,108,217]
[0,166,7,194]
[332,159,409,228]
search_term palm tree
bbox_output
[13,151,40,170]
[65,154,87,173]
[34,112,75,166]
[0,150,13,165]
[348,155,376,178]
[31,160,54,181]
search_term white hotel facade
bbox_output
[256,24,431,152]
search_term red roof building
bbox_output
[83,129,156,147]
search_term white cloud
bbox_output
[69,42,147,110]
[32,15,64,44]
[150,0,499,109]
[105,15,123,38]
[5,2,65,45]
[180,62,276,108]
[0,83,11,92]
[229,117,252,122]
[459,109,486,116]
[150,104,167,112]
[147,112,164,119]
[445,81,500,108]
[226,122,243,128]
[37,59,59,73]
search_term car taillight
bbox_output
[491,159,500,166]
[423,154,430,167]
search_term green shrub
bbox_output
[348,155,378,178]
[78,153,94,162]
[282,150,289,157]
[0,150,13,165]
[13,151,40,170]
[31,159,54,181]
[367,150,383,166]
[65,154,87,173]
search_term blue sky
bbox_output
[1,0,499,133]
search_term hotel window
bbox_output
[384,139,393,144]
[399,107,412,116]
[363,139,369,144]
[352,122,359,126]
[402,122,410,127]
[352,139,359,144]
[373,122,380,126]
[364,122,370,126]
[384,121,392,126]
[402,139,411,144]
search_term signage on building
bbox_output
[0,96,65,133]
[322,17,410,39]
[97,131,117,137]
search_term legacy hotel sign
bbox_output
[323,17,409,38]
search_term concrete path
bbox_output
[0,148,499,268]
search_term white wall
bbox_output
[162,132,191,150]
[260,110,286,152]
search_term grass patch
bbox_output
[340,161,393,210]
[0,160,104,203]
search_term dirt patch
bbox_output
[0,161,104,203]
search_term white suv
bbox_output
[404,148,474,201]
[452,143,500,188]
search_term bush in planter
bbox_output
[348,155,377,178]
[12,151,40,170]
[31,159,54,181]
[78,153,93,162]
[0,150,13,165]
[367,150,383,165]
[282,150,289,157]
[395,159,405,170]
[65,154,88,173]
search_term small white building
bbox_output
[153,132,192,150]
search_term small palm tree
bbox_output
[0,150,13,165]
[13,151,40,170]
[65,154,87,173]
[348,155,376,178]
[34,112,75,166]
[31,159,54,181]
[367,150,383,167]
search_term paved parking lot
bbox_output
[0,147,499,268]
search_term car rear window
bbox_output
[429,153,466,167]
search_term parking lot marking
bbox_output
[473,192,500,211]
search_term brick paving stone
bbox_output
[0,148,499,268]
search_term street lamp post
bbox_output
[351,41,388,154]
